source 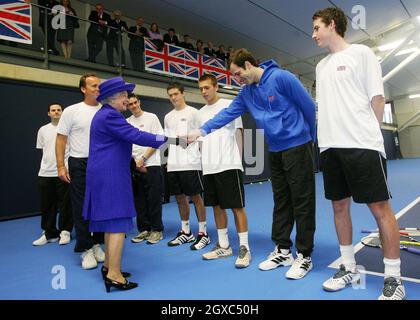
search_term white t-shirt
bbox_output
[316,44,386,157]
[164,105,202,172]
[36,123,69,177]
[195,98,243,175]
[127,111,163,167]
[56,102,101,158]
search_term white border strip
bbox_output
[328,196,420,283]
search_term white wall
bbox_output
[393,96,420,158]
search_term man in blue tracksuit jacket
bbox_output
[189,48,316,280]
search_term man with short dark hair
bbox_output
[163,28,179,46]
[179,34,194,50]
[188,48,317,280]
[127,94,165,245]
[197,74,251,268]
[312,7,405,300]
[56,73,105,270]
[34,103,73,246]
[164,82,210,250]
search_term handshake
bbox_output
[165,129,204,149]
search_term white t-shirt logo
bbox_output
[337,66,347,71]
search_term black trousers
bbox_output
[87,34,104,62]
[106,39,126,66]
[68,157,104,252]
[40,24,57,52]
[132,166,164,232]
[38,177,73,239]
[129,50,144,71]
[270,142,316,257]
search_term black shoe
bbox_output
[101,266,131,280]
[104,277,138,293]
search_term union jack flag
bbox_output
[0,0,32,44]
[144,38,240,89]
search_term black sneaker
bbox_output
[190,232,211,250]
[167,231,195,247]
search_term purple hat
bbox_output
[97,77,136,102]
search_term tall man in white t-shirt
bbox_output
[33,104,73,246]
[127,93,165,245]
[164,82,210,250]
[196,74,251,268]
[56,73,106,270]
[312,7,405,300]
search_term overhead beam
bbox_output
[398,110,420,133]
[383,49,420,83]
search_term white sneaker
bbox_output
[235,245,252,268]
[258,247,294,271]
[92,244,105,262]
[202,243,233,260]
[32,232,59,246]
[378,277,406,300]
[285,253,312,279]
[322,264,361,292]
[81,249,97,269]
[59,231,71,245]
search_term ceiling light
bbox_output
[378,39,404,52]
[408,93,420,99]
[396,47,419,56]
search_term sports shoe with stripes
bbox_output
[322,264,361,292]
[378,277,406,300]
[202,243,233,260]
[258,247,294,271]
[167,231,195,247]
[285,253,312,279]
[190,232,211,250]
[235,245,251,268]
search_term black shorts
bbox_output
[167,170,203,196]
[203,169,245,209]
[320,148,391,204]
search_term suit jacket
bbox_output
[180,42,194,51]
[204,47,217,57]
[38,0,58,27]
[128,25,149,52]
[108,19,128,42]
[163,34,179,46]
[83,105,166,222]
[87,10,112,38]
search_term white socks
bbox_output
[340,245,357,272]
[217,228,229,249]
[181,220,190,234]
[198,221,207,234]
[238,232,249,250]
[384,257,401,280]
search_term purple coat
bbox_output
[82,104,166,222]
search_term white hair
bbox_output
[101,91,126,105]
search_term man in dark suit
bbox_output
[163,28,179,46]
[204,41,217,58]
[106,10,128,67]
[128,17,149,72]
[86,3,111,63]
[179,34,194,51]
[38,0,59,55]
